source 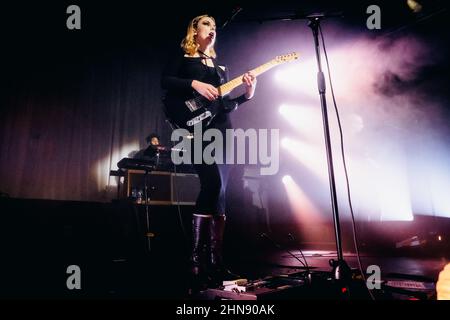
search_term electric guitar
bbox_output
[163,52,299,131]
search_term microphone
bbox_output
[221,6,243,29]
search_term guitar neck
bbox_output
[218,60,278,96]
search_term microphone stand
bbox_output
[307,15,352,288]
[144,168,152,252]
[244,11,352,289]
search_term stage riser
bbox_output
[0,198,193,298]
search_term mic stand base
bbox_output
[328,259,355,298]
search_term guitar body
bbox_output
[162,52,299,131]
[163,92,235,131]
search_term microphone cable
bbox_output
[319,24,375,300]
[260,232,311,276]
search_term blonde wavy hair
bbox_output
[181,15,217,57]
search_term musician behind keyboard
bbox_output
[125,132,194,173]
[130,133,166,160]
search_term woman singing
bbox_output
[161,14,257,293]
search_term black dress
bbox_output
[161,51,249,215]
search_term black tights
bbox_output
[193,162,229,215]
[186,129,232,216]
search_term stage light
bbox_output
[96,142,139,189]
[282,175,292,184]
[281,137,290,148]
[407,0,423,13]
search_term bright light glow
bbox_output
[281,137,328,181]
[335,149,413,221]
[274,59,317,98]
[283,176,322,219]
[279,104,324,138]
[429,165,450,218]
[274,37,428,104]
[379,182,414,221]
[407,0,423,13]
[346,113,364,134]
[282,175,292,184]
[95,142,140,190]
[275,33,449,222]
[407,146,450,219]
[282,137,414,221]
[282,174,326,239]
[375,153,414,221]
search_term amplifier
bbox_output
[122,170,200,205]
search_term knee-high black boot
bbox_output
[189,214,212,294]
[209,215,240,287]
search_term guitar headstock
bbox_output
[275,52,299,64]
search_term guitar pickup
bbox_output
[187,111,212,127]
[185,98,200,112]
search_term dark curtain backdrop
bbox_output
[0,1,186,201]
[1,46,172,201]
[0,1,244,202]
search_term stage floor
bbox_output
[0,198,447,299]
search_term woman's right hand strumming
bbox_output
[191,80,219,101]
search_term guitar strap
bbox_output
[212,58,238,112]
[198,50,237,112]
[211,58,226,85]
[197,50,225,85]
